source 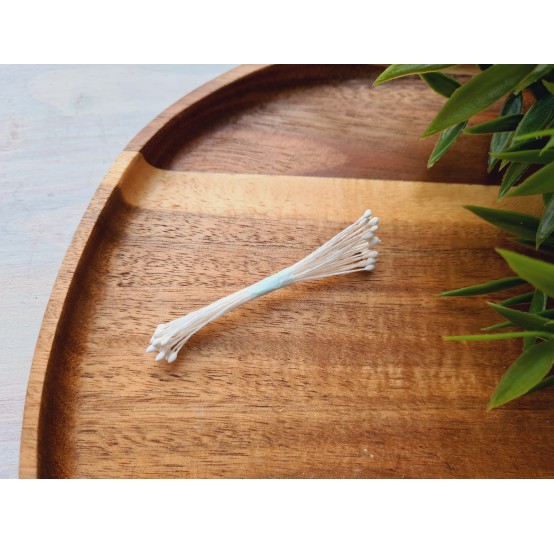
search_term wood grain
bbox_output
[20,64,554,478]
[0,64,234,478]
[129,64,505,184]
[22,153,551,478]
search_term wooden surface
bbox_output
[0,65,234,478]
[21,155,548,478]
[130,64,504,183]
[19,65,554,478]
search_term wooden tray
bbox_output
[20,65,552,478]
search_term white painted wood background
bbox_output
[0,65,235,478]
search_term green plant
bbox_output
[374,64,554,409]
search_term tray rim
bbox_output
[19,64,271,478]
[18,63,483,478]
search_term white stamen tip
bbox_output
[147,210,381,363]
[167,352,178,363]
[362,249,379,259]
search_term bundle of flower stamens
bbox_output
[147,210,380,363]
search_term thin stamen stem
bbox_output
[147,210,380,363]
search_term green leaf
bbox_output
[420,72,460,98]
[509,237,554,254]
[464,205,539,240]
[502,139,544,154]
[513,65,554,94]
[508,161,554,197]
[482,309,554,332]
[514,122,554,157]
[544,80,554,95]
[465,114,524,135]
[524,290,548,349]
[499,162,530,199]
[537,195,554,248]
[482,323,509,332]
[439,276,526,297]
[498,292,534,307]
[488,93,524,172]
[530,289,548,313]
[502,97,554,174]
[423,65,537,137]
[528,374,554,394]
[497,249,554,298]
[515,128,554,141]
[541,122,554,154]
[501,139,545,156]
[491,149,554,164]
[487,303,553,333]
[481,322,516,332]
[541,136,554,156]
[503,92,525,114]
[514,95,554,139]
[373,65,455,86]
[427,121,466,168]
[488,340,554,409]
[445,331,554,341]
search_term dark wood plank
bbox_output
[129,64,504,184]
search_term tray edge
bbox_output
[19,64,272,478]
[19,151,140,478]
[18,63,487,478]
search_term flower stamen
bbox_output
[147,211,380,363]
